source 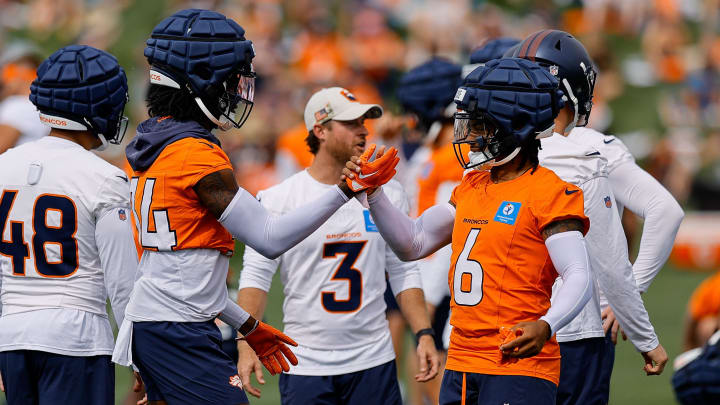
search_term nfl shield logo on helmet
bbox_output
[118,209,127,221]
[604,196,612,208]
[549,65,559,76]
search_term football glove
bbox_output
[244,321,298,375]
[345,143,400,193]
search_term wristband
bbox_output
[415,328,435,344]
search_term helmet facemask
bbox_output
[195,66,256,131]
[452,112,520,170]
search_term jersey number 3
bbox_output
[0,190,78,277]
[452,228,484,306]
[321,241,366,313]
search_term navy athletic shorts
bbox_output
[0,350,114,405]
[279,360,401,405]
[557,336,609,405]
[131,320,249,405]
[439,369,557,405]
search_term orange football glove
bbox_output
[345,144,400,193]
[244,321,298,375]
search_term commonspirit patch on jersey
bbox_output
[494,201,521,225]
[363,210,378,232]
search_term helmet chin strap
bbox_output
[94,134,109,151]
[468,146,521,171]
[195,97,234,131]
[561,78,579,134]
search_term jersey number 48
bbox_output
[0,190,78,278]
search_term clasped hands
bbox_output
[342,144,400,194]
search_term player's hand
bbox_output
[342,144,399,193]
[237,339,265,398]
[500,320,551,358]
[642,344,668,376]
[602,306,627,345]
[133,371,147,405]
[415,335,440,382]
[244,321,299,376]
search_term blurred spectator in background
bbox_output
[0,41,48,153]
[683,270,720,351]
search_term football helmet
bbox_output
[453,58,564,170]
[673,331,720,405]
[29,45,129,151]
[144,9,256,131]
[396,58,462,140]
[508,29,597,133]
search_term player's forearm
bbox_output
[541,231,593,335]
[395,288,432,334]
[367,188,454,261]
[0,125,21,154]
[219,186,349,259]
[218,298,252,331]
[237,287,268,320]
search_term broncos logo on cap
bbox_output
[340,89,357,101]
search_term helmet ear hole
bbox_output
[512,112,529,131]
[192,63,213,81]
[554,40,562,51]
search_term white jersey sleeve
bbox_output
[381,181,423,296]
[570,127,684,292]
[607,161,683,293]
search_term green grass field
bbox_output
[102,260,707,405]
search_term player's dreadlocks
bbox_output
[145,84,215,130]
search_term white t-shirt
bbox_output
[0,95,49,145]
[0,136,137,356]
[240,170,422,375]
[540,134,658,352]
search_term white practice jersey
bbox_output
[569,127,683,293]
[540,134,658,351]
[0,136,137,356]
[240,171,422,375]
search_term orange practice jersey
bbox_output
[446,166,589,385]
[130,137,234,255]
[416,143,464,215]
[689,271,720,321]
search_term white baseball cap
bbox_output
[303,87,383,131]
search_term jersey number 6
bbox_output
[452,228,484,306]
[0,190,78,278]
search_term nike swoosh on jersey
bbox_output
[116,175,129,182]
[565,188,579,195]
[585,151,601,156]
[603,138,615,144]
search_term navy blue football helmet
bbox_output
[453,58,564,170]
[29,45,129,150]
[397,58,462,135]
[145,9,256,131]
[673,332,720,405]
[508,30,596,133]
[470,38,520,64]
